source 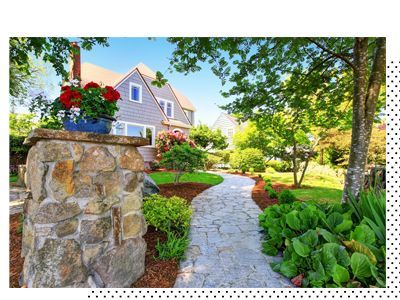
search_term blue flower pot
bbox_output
[63,115,115,134]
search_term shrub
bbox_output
[265,160,292,172]
[149,160,160,171]
[265,186,278,199]
[205,153,222,170]
[160,143,206,184]
[278,189,296,204]
[230,148,265,172]
[156,130,195,158]
[264,177,272,185]
[259,201,386,287]
[143,194,192,236]
[265,166,276,173]
[249,167,255,175]
[155,231,189,260]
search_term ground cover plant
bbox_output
[258,189,386,288]
[149,171,223,186]
[143,194,192,261]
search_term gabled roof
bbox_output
[80,62,196,112]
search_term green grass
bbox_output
[10,175,18,183]
[149,171,224,186]
[261,164,344,204]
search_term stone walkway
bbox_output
[174,173,293,288]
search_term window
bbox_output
[113,121,155,147]
[129,82,142,103]
[173,128,183,134]
[158,98,174,118]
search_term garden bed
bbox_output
[9,214,23,288]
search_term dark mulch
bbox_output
[251,176,279,210]
[158,182,212,203]
[10,213,23,288]
[133,182,212,287]
[132,226,178,288]
[224,171,295,211]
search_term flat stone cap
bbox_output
[24,128,150,147]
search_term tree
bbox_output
[233,121,283,159]
[156,37,385,201]
[9,37,109,105]
[230,148,265,173]
[189,124,228,152]
[160,143,205,184]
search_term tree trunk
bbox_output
[292,138,299,188]
[342,38,386,203]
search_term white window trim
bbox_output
[129,82,142,103]
[157,97,174,118]
[113,121,155,147]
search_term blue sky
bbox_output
[46,38,233,126]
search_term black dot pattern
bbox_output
[87,61,399,298]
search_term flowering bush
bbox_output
[155,130,196,159]
[50,80,121,122]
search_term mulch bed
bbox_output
[158,182,212,203]
[224,171,295,211]
[133,182,211,288]
[10,213,23,288]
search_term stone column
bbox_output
[21,128,149,288]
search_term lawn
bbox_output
[150,171,224,186]
[262,164,344,204]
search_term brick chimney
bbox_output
[69,42,81,83]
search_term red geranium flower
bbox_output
[84,81,101,90]
[102,86,120,102]
[61,85,71,91]
[60,89,82,108]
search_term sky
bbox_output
[24,38,234,126]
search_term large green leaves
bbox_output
[279,261,298,278]
[350,224,376,245]
[343,240,377,265]
[286,210,301,230]
[293,238,311,257]
[332,264,350,286]
[351,253,372,279]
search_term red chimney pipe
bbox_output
[69,42,81,84]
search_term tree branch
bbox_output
[307,38,355,70]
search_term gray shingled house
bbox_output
[80,62,196,166]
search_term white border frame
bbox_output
[128,82,143,103]
[113,120,156,147]
[157,97,174,118]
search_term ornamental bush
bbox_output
[278,189,296,204]
[160,143,205,184]
[229,148,265,172]
[265,160,292,172]
[155,130,195,159]
[143,194,192,236]
[205,153,222,170]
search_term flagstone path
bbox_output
[174,172,293,288]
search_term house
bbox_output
[211,112,244,150]
[80,62,196,165]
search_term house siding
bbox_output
[212,113,238,150]
[142,76,190,128]
[115,70,168,162]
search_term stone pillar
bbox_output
[21,129,149,288]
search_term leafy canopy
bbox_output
[9,37,109,99]
[160,143,206,184]
[189,124,228,151]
